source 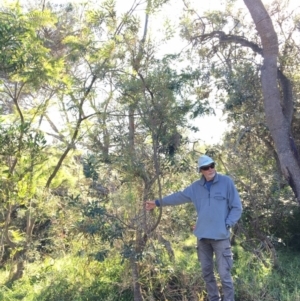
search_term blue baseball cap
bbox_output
[198,155,215,168]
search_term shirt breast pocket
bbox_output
[214,195,227,202]
[213,194,229,210]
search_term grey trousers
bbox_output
[197,238,234,301]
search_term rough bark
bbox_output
[243,0,300,203]
[130,257,143,301]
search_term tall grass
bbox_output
[0,253,133,301]
[233,245,300,301]
[0,238,299,301]
[143,236,300,301]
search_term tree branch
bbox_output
[192,30,263,55]
[192,30,294,129]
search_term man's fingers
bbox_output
[145,200,155,210]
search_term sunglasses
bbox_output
[200,163,215,171]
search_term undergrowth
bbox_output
[0,237,299,301]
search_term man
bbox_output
[146,155,242,301]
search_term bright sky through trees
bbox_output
[117,0,300,145]
[7,0,300,144]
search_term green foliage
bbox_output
[82,154,100,181]
[0,122,47,157]
[0,4,62,87]
[68,196,124,253]
[214,63,262,117]
[1,226,300,301]
[270,205,300,251]
[0,253,133,301]
[233,247,300,301]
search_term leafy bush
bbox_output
[233,246,300,301]
[1,236,300,301]
[0,253,133,301]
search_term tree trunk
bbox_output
[7,253,25,286]
[244,0,300,203]
[130,257,144,301]
[129,104,135,154]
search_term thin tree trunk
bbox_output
[129,104,135,153]
[130,257,144,301]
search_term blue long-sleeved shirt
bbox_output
[158,173,243,240]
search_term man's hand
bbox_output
[145,200,156,211]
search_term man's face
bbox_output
[200,163,216,181]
